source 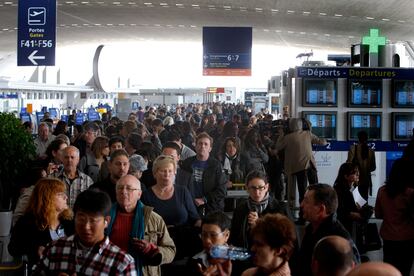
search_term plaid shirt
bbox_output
[33,235,137,275]
[51,170,94,208]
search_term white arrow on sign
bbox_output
[28,50,45,65]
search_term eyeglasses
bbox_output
[200,231,225,239]
[116,185,140,192]
[75,216,104,226]
[248,185,267,191]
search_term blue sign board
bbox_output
[297,67,414,80]
[203,27,252,76]
[60,115,68,123]
[20,113,31,123]
[88,111,100,121]
[313,140,409,152]
[75,113,86,125]
[36,112,44,125]
[17,0,56,66]
[49,108,58,119]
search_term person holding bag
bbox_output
[347,131,376,200]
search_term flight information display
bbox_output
[303,79,337,106]
[393,80,414,107]
[303,112,337,139]
[392,113,414,140]
[348,112,382,140]
[349,80,382,107]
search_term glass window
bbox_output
[27,93,32,99]
[50,93,55,99]
[38,93,43,99]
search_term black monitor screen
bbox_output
[393,113,414,140]
[349,80,382,107]
[393,80,414,107]
[348,112,381,140]
[303,79,337,106]
[303,112,337,139]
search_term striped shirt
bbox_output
[33,235,136,275]
[51,170,94,208]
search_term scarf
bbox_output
[242,193,270,248]
[107,201,145,276]
[247,193,270,214]
[223,153,237,175]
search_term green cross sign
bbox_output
[362,29,386,54]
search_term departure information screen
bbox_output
[348,113,382,140]
[303,112,337,139]
[303,79,337,106]
[393,113,414,140]
[393,80,414,107]
[349,80,382,107]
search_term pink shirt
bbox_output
[375,186,414,241]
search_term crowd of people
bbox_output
[8,102,414,275]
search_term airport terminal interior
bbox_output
[0,0,414,275]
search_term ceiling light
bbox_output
[128,2,136,5]
[144,2,152,5]
[130,23,137,26]
[287,10,295,14]
[348,35,355,38]
[324,33,331,36]
[2,28,9,31]
[319,12,327,16]
[178,24,185,27]
[398,20,405,23]
[271,9,278,13]
[65,1,74,3]
[381,18,390,21]
[94,23,101,26]
[112,2,120,4]
[255,8,263,12]
[300,31,306,34]
[365,16,374,20]
[81,1,89,4]
[275,29,281,33]
[287,30,294,34]
[4,1,13,4]
[263,29,269,32]
[118,23,125,26]
[160,2,168,5]
[302,11,310,15]
[191,4,199,7]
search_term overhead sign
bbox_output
[17,0,56,66]
[296,67,414,80]
[203,27,252,76]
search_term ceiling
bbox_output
[1,0,414,61]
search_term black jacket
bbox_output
[298,214,360,276]
[9,213,74,265]
[230,195,292,248]
[181,156,227,214]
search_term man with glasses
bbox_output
[230,170,292,249]
[106,175,176,276]
[74,122,100,159]
[34,189,137,275]
[189,211,231,274]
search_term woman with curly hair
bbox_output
[9,178,74,269]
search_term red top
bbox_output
[109,211,134,251]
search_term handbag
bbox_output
[362,222,382,252]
